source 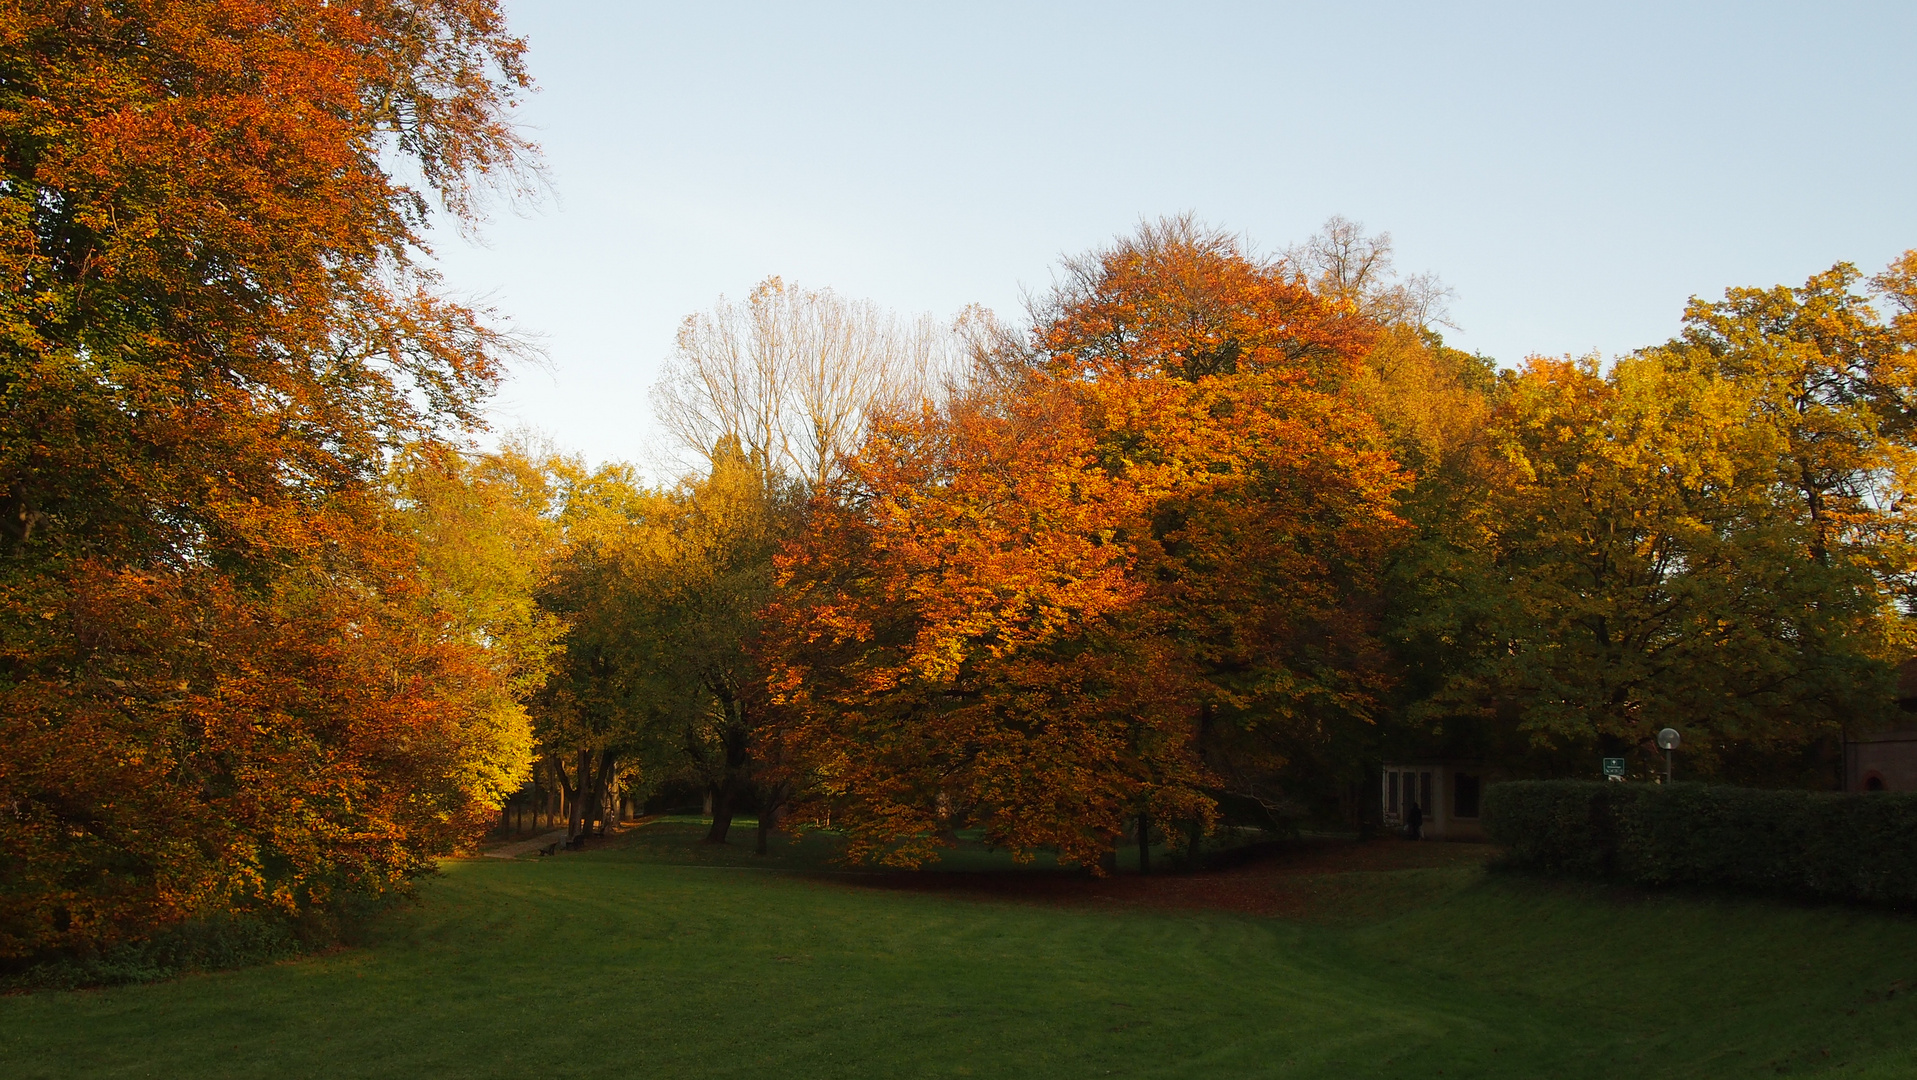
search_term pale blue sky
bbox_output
[431,1,1917,471]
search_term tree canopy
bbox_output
[0,0,537,960]
[4,3,1912,957]
[762,221,1407,869]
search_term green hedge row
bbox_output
[1482,780,1917,905]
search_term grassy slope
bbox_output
[4,823,1916,1079]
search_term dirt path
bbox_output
[481,817,663,859]
[482,829,569,859]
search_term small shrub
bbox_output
[1483,780,1917,905]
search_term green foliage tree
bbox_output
[652,442,795,849]
[527,455,674,841]
[1286,217,1506,814]
[520,440,794,849]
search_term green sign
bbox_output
[1602,757,1626,778]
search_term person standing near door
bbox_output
[1405,799,1423,840]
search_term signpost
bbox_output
[1656,728,1681,783]
[1602,757,1626,781]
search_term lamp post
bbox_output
[1657,727,1681,783]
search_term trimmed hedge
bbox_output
[1482,780,1917,905]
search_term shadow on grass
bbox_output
[589,816,1502,923]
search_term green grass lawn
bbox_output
[5,821,1917,1078]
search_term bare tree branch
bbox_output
[652,277,964,488]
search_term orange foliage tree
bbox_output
[764,220,1407,869]
[0,1,535,959]
[764,382,1207,870]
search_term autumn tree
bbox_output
[1036,217,1409,851]
[1667,260,1917,576]
[1277,218,1512,798]
[764,383,1212,870]
[1410,255,1917,781]
[1034,216,1375,387]
[520,441,798,850]
[1280,215,1492,476]
[527,456,675,842]
[0,1,537,959]
[644,442,796,849]
[765,218,1408,870]
[651,278,962,848]
[394,444,567,714]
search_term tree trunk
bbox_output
[755,780,792,856]
[568,747,590,841]
[590,751,616,836]
[577,756,594,838]
[704,722,750,844]
[1185,818,1204,871]
[1137,811,1151,875]
[548,754,582,837]
[707,780,738,844]
[581,756,598,837]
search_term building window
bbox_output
[1420,772,1432,814]
[1454,773,1481,819]
[1387,771,1399,814]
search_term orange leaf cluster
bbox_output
[0,2,535,959]
[763,226,1406,870]
[1039,219,1376,387]
[1,562,506,956]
